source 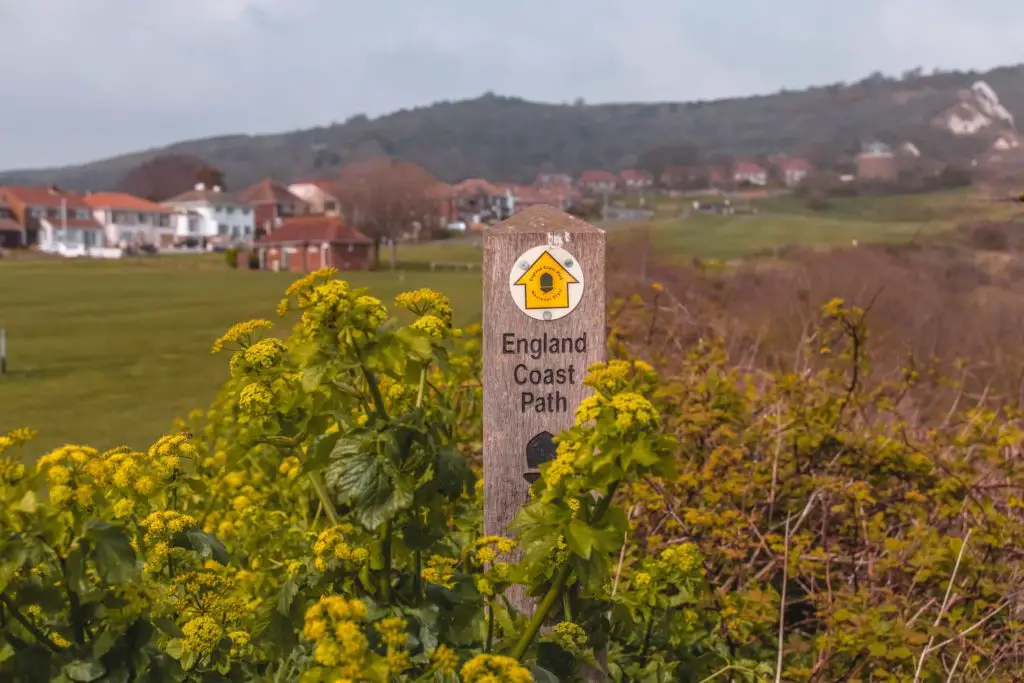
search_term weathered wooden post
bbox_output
[483,204,606,607]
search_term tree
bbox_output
[333,158,442,267]
[116,154,211,201]
[196,164,226,190]
[637,142,702,187]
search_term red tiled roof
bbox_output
[454,178,503,196]
[428,182,455,199]
[290,178,338,191]
[0,185,90,209]
[83,192,174,213]
[734,162,765,175]
[258,215,371,245]
[579,170,617,184]
[238,179,306,205]
[165,187,240,205]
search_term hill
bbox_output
[2,64,1023,191]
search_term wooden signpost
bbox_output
[482,204,606,575]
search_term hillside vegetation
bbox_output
[1,64,1022,191]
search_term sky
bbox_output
[2,0,1023,170]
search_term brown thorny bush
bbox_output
[2,264,1024,681]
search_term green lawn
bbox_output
[0,256,482,454]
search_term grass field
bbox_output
[0,255,482,453]
[2,188,1015,452]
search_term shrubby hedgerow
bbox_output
[2,268,1022,682]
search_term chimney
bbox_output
[195,182,205,191]
[213,185,222,193]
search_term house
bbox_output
[0,201,22,248]
[287,178,342,216]
[255,215,372,273]
[0,185,105,253]
[779,158,812,187]
[453,178,512,223]
[578,170,617,194]
[535,172,573,189]
[428,182,458,229]
[856,141,897,181]
[660,166,709,190]
[733,162,768,186]
[164,183,254,243]
[238,179,309,237]
[83,192,177,248]
[618,169,654,191]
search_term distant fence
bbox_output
[429,261,482,271]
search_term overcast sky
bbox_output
[2,0,1022,170]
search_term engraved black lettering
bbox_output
[502,333,515,354]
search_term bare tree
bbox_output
[332,158,443,267]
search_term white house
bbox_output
[287,179,341,216]
[163,183,254,243]
[83,192,177,247]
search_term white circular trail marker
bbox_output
[508,245,585,321]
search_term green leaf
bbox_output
[64,660,107,682]
[84,521,139,585]
[325,451,413,530]
[434,448,475,500]
[277,580,299,616]
[301,364,328,392]
[867,642,888,657]
[91,628,119,660]
[566,520,598,559]
[171,530,229,564]
[395,326,435,361]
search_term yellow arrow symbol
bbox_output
[513,250,579,309]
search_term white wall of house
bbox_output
[91,208,176,246]
[164,201,254,240]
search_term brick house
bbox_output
[256,215,372,272]
[856,141,898,181]
[578,170,617,194]
[238,179,310,237]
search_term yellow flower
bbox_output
[660,542,703,575]
[211,319,273,353]
[461,654,533,683]
[224,471,246,489]
[395,288,453,325]
[238,383,274,417]
[430,644,459,675]
[634,571,652,587]
[50,633,71,649]
[609,392,658,431]
[651,282,664,292]
[421,555,458,589]
[182,615,223,658]
[49,485,72,506]
[133,476,155,496]
[476,577,494,597]
[411,314,448,341]
[552,621,590,655]
[303,596,370,677]
[240,337,287,372]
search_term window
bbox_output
[244,226,252,235]
[241,207,251,215]
[49,208,61,219]
[158,215,170,227]
[218,223,229,236]
[225,206,235,215]
[30,207,45,218]
[231,226,240,238]
[138,213,149,224]
[75,209,90,220]
[324,201,338,212]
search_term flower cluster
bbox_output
[460,654,533,683]
[394,288,453,326]
[211,319,273,354]
[374,616,410,672]
[421,555,458,589]
[302,596,371,677]
[311,523,370,572]
[139,511,197,573]
[37,445,102,507]
[552,621,590,657]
